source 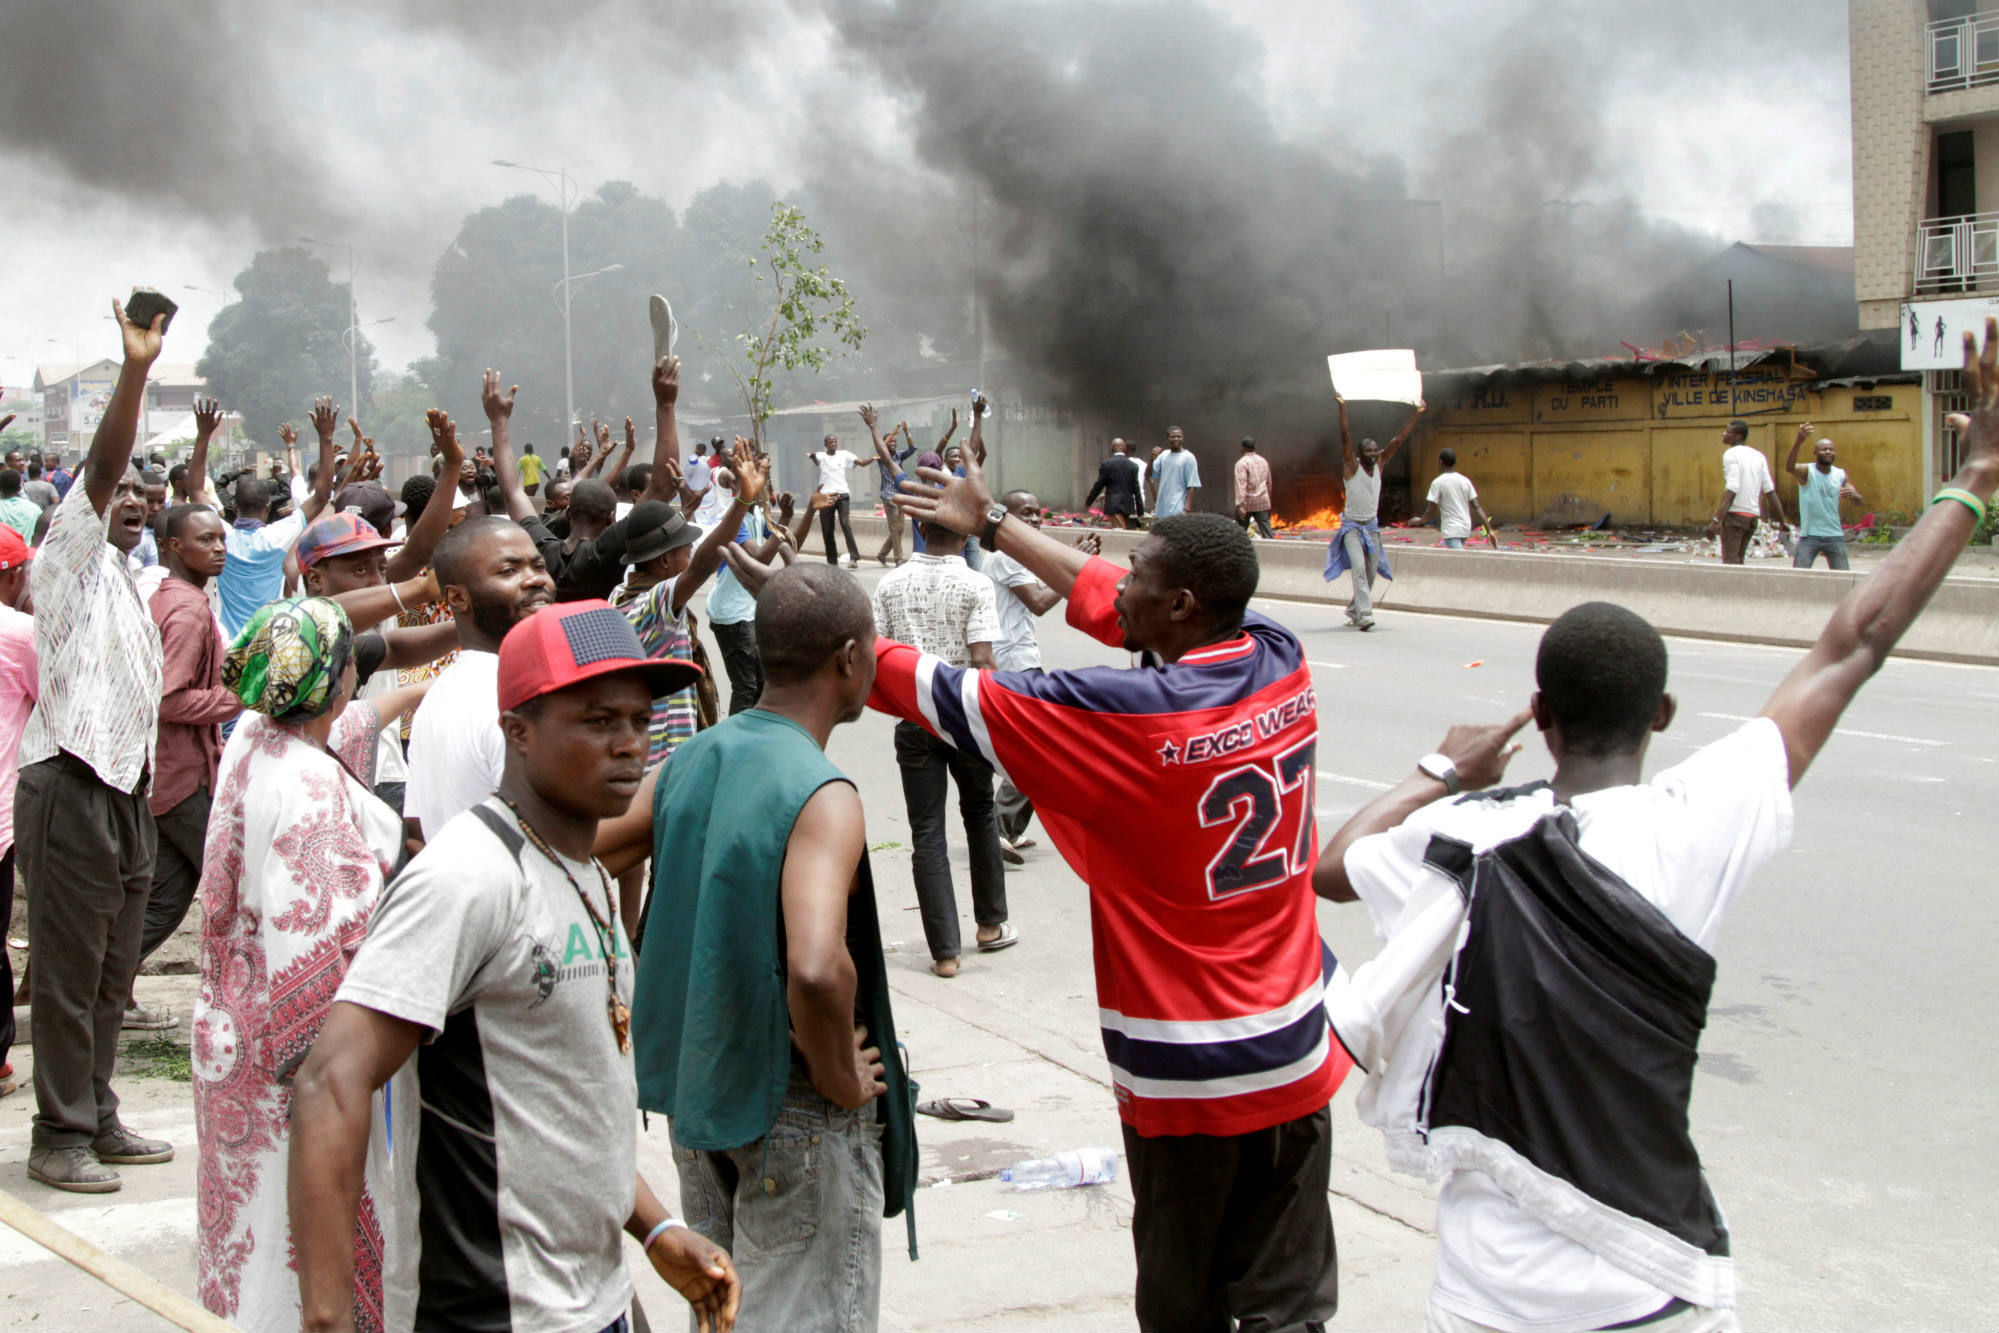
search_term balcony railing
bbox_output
[1928,13,1999,93]
[1916,211,1999,292]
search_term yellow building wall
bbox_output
[1421,377,1922,527]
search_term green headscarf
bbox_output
[224,596,354,721]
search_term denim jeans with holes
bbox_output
[669,1066,884,1332]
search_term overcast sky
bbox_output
[0,1,1852,388]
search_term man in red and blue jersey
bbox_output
[882,457,1349,1331]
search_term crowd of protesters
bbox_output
[1,295,1994,1333]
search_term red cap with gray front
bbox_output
[497,600,701,713]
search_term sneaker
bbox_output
[1356,618,1377,632]
[122,1001,177,1031]
[91,1125,175,1165]
[28,1145,120,1194]
[649,293,679,363]
[839,555,856,569]
[1000,839,1025,867]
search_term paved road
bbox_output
[2,574,1992,1330]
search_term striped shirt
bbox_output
[21,480,164,793]
[614,576,699,767]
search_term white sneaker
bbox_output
[839,555,856,569]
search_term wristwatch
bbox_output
[1417,752,1460,795]
[981,502,1007,547]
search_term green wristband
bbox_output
[1932,487,1989,524]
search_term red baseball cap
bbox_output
[0,527,32,571]
[297,513,398,570]
[497,600,702,713]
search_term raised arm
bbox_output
[387,412,466,581]
[670,446,768,617]
[302,397,340,524]
[1336,392,1357,480]
[87,299,167,512]
[934,408,958,457]
[1381,402,1425,465]
[967,393,990,464]
[1760,321,1999,787]
[898,451,1092,599]
[482,369,534,523]
[290,1003,427,1333]
[1785,422,1812,481]
[328,569,440,630]
[640,357,683,505]
[188,396,222,506]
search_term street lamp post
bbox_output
[298,236,362,413]
[495,159,592,437]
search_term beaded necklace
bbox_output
[502,798,632,1053]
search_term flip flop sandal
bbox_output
[976,922,1020,952]
[917,1098,1015,1123]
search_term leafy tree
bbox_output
[194,248,376,449]
[711,202,867,446]
[427,182,682,448]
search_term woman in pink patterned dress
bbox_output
[193,598,427,1333]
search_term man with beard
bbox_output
[18,300,173,1192]
[403,516,554,842]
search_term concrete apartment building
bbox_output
[1852,0,1999,488]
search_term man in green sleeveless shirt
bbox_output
[602,562,918,1333]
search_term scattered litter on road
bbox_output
[1463,660,1483,669]
[984,1209,1024,1222]
[1001,1146,1120,1190]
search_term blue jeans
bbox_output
[1793,534,1850,570]
[670,1067,884,1333]
[1442,536,1466,549]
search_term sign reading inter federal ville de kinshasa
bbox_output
[1901,296,1999,371]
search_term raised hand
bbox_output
[808,487,836,512]
[278,421,299,450]
[576,421,588,448]
[348,416,366,450]
[657,453,684,494]
[111,296,165,367]
[652,355,681,406]
[0,413,14,434]
[193,396,223,439]
[896,452,991,537]
[425,408,463,474]
[595,418,611,448]
[731,440,769,506]
[310,397,340,443]
[624,416,637,454]
[1948,317,1999,474]
[481,368,517,422]
[775,490,796,525]
[859,402,877,428]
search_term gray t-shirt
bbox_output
[339,798,637,1333]
[982,549,1043,671]
[1345,464,1383,523]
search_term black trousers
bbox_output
[1241,509,1275,539]
[1123,1105,1338,1333]
[711,618,764,715]
[15,753,156,1147]
[819,494,860,563]
[893,721,1006,960]
[140,785,210,963]
[2,847,15,1068]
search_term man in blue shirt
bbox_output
[217,399,337,635]
[1148,427,1202,518]
[46,452,74,500]
[1784,422,1863,570]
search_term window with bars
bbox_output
[1931,369,1971,478]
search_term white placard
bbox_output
[1327,349,1424,406]
[1899,296,1999,370]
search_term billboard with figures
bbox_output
[1900,296,1999,370]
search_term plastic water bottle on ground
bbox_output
[1000,1146,1120,1190]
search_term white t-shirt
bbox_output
[1721,444,1775,517]
[813,449,861,496]
[982,549,1043,671]
[1426,471,1479,540]
[403,649,504,838]
[1345,720,1794,1333]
